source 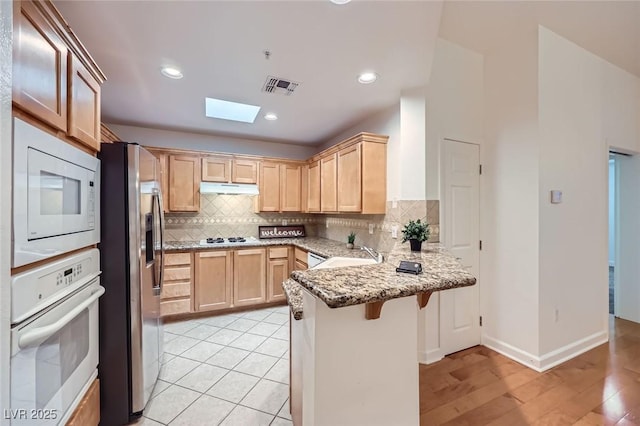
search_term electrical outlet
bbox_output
[369,223,374,234]
[282,219,288,226]
[391,225,398,239]
[392,198,398,209]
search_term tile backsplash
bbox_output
[164,194,319,241]
[165,194,439,253]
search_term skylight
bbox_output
[205,97,261,123]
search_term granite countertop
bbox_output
[282,279,304,320]
[164,236,373,260]
[287,243,476,317]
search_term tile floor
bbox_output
[135,305,292,426]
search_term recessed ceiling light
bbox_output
[330,0,351,4]
[205,97,261,123]
[264,113,278,121]
[358,72,378,84]
[161,66,183,79]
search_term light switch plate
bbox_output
[391,225,398,239]
[369,223,374,234]
[550,190,563,204]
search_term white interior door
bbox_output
[440,139,481,355]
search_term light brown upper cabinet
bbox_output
[202,156,231,182]
[258,162,302,212]
[158,153,169,212]
[169,155,201,212]
[232,159,258,184]
[280,164,301,212]
[233,248,266,307]
[320,153,338,212]
[337,144,362,212]
[308,161,321,212]
[194,250,233,312]
[202,157,258,184]
[258,162,281,212]
[68,54,101,151]
[13,0,105,151]
[300,164,309,213]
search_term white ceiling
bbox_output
[54,1,640,147]
[54,1,442,145]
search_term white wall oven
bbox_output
[9,249,103,425]
[13,118,100,267]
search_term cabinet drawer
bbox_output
[164,266,191,282]
[269,247,289,259]
[161,281,191,299]
[294,259,308,271]
[165,253,191,266]
[161,298,191,316]
[294,247,307,263]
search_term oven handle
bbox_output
[18,285,105,349]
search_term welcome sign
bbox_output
[258,225,306,239]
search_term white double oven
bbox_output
[9,118,104,425]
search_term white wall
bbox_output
[609,159,615,266]
[481,30,541,364]
[538,27,609,362]
[419,38,484,363]
[319,104,401,199]
[426,38,485,200]
[399,88,427,201]
[107,124,317,160]
[0,0,12,421]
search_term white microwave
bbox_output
[12,118,100,267]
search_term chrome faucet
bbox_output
[361,246,384,263]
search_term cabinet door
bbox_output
[169,155,201,212]
[157,153,169,212]
[202,156,231,182]
[233,248,266,307]
[13,0,68,132]
[195,251,232,311]
[268,258,289,302]
[300,164,309,213]
[281,164,301,212]
[308,161,321,212]
[259,162,281,212]
[232,159,258,184]
[68,54,101,151]
[337,143,362,212]
[320,153,338,212]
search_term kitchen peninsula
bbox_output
[284,243,476,426]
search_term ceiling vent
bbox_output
[262,76,299,96]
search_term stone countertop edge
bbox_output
[282,279,303,321]
[163,236,373,260]
[289,243,476,310]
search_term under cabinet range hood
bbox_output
[200,182,259,195]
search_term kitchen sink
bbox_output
[312,256,378,270]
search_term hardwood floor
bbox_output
[420,317,640,425]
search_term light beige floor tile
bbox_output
[169,394,235,426]
[151,379,171,399]
[164,321,199,335]
[176,363,228,393]
[264,358,289,385]
[162,353,176,365]
[180,341,224,362]
[233,352,278,377]
[164,335,200,355]
[205,346,250,369]
[219,405,273,426]
[255,338,288,358]
[240,379,289,415]
[164,332,179,344]
[271,417,293,426]
[277,399,292,420]
[271,325,289,341]
[144,384,200,424]
[183,324,221,340]
[228,333,267,351]
[205,315,239,328]
[159,356,200,383]
[226,318,260,333]
[131,417,163,426]
[242,310,272,321]
[206,371,260,403]
[206,329,243,346]
[262,313,289,325]
[246,322,280,337]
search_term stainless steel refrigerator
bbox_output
[99,142,164,425]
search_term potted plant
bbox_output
[401,219,430,252]
[347,231,356,249]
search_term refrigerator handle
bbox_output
[155,188,165,293]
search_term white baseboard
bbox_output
[482,330,609,372]
[418,349,444,365]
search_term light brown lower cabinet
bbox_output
[194,250,233,312]
[268,247,290,302]
[233,248,267,306]
[160,253,193,317]
[294,247,308,271]
[66,378,99,426]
